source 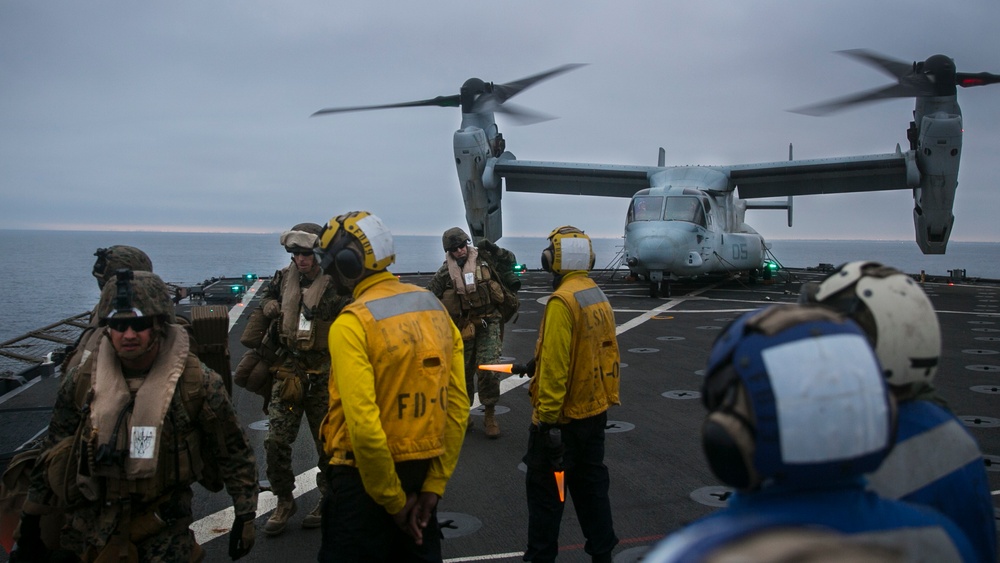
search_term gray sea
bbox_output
[1,229,998,343]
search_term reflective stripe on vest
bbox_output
[866,417,983,499]
[366,291,444,321]
[574,285,608,309]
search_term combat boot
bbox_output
[264,495,297,536]
[483,405,500,439]
[301,500,323,529]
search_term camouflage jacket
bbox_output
[427,245,517,323]
[27,340,259,552]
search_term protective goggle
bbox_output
[106,316,156,333]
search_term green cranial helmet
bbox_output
[92,246,153,290]
[96,270,175,325]
[442,227,470,252]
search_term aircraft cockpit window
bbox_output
[664,197,706,227]
[629,196,664,222]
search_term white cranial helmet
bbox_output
[805,260,941,386]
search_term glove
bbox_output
[229,512,255,560]
[512,358,536,378]
[262,300,281,319]
[10,513,47,563]
[538,423,565,471]
[477,239,499,254]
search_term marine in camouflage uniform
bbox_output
[259,223,350,535]
[427,227,515,439]
[13,270,258,562]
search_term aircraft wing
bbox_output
[492,159,654,197]
[726,153,911,198]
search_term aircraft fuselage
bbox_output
[622,173,766,287]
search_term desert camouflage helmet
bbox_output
[442,227,470,251]
[92,246,153,289]
[96,270,175,324]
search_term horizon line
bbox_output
[1,227,997,244]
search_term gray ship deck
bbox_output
[2,268,998,562]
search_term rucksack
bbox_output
[482,247,521,324]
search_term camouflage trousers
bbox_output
[66,489,199,563]
[465,318,502,407]
[265,370,331,498]
[80,528,199,563]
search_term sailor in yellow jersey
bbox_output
[314,211,468,563]
[523,226,620,563]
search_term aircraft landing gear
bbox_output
[650,281,671,298]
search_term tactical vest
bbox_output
[531,274,620,422]
[323,279,454,464]
[47,337,223,508]
[277,269,334,354]
[440,260,504,319]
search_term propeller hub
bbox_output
[460,78,489,113]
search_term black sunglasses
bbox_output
[292,250,314,257]
[106,316,156,333]
[446,242,468,253]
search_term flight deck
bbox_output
[197,268,999,563]
[1,268,996,562]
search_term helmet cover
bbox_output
[96,270,175,324]
[92,246,153,289]
[541,225,595,275]
[317,211,395,275]
[442,227,470,252]
[703,304,893,489]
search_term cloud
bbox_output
[2,0,998,246]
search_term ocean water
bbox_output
[1,229,998,343]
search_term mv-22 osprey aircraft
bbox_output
[314,51,998,297]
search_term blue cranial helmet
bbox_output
[701,304,895,491]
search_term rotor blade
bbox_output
[837,49,913,80]
[957,71,1000,87]
[471,63,586,113]
[495,102,558,126]
[311,95,460,117]
[789,83,926,116]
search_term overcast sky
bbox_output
[2,1,998,245]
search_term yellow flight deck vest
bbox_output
[322,277,457,464]
[531,273,620,422]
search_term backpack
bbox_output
[178,305,232,396]
[482,246,521,324]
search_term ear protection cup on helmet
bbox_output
[325,233,365,281]
[702,409,758,490]
[701,364,760,490]
[540,244,555,273]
